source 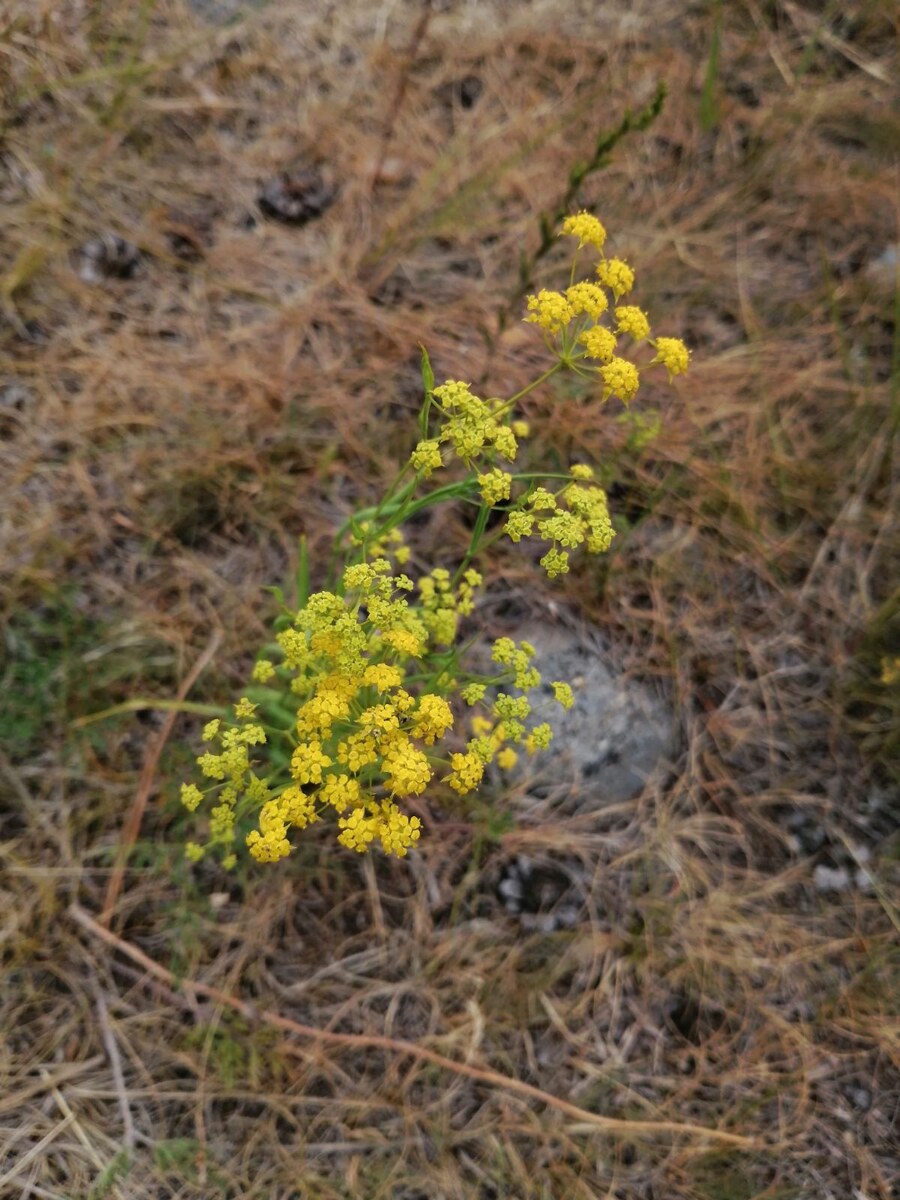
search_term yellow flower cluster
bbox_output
[521,213,690,412]
[502,465,615,579]
[180,558,572,864]
[561,210,607,250]
[411,380,519,477]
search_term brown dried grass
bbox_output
[1,1,897,1197]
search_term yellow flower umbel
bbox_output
[525,290,575,334]
[596,257,635,299]
[561,210,607,250]
[652,336,691,378]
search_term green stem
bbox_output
[453,502,492,587]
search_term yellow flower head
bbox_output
[540,547,570,579]
[566,282,608,320]
[615,305,650,341]
[653,336,691,378]
[596,258,635,300]
[561,210,607,251]
[411,693,454,744]
[477,468,512,507]
[319,774,362,813]
[180,783,203,812]
[446,750,485,795]
[411,439,443,476]
[579,325,617,363]
[504,510,534,544]
[599,357,640,404]
[525,289,575,334]
[382,735,432,796]
[290,740,332,785]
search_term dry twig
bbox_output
[70,902,762,1150]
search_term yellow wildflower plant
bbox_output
[178,209,689,866]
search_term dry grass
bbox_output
[1,0,898,1196]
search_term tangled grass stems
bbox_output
[69,903,761,1150]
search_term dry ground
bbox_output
[1,1,898,1197]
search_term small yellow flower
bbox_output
[201,719,221,742]
[382,629,422,657]
[185,842,205,862]
[504,511,534,544]
[596,258,635,299]
[251,660,276,683]
[362,663,403,692]
[540,547,570,579]
[570,463,594,481]
[234,697,257,719]
[599,357,640,404]
[551,681,575,710]
[615,306,650,341]
[653,336,691,378]
[471,715,494,737]
[290,740,332,785]
[446,750,485,795]
[411,694,454,744]
[319,774,362,813]
[180,783,203,812]
[496,747,518,770]
[566,282,608,319]
[477,468,512,506]
[491,637,516,666]
[382,735,433,796]
[411,439,443,476]
[561,210,607,250]
[336,806,380,853]
[579,326,617,363]
[525,289,574,334]
[530,723,553,749]
[528,487,557,512]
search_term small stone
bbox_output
[813,864,851,892]
[864,244,898,291]
[845,1085,872,1111]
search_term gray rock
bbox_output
[865,243,898,291]
[813,864,852,892]
[514,619,676,807]
[187,0,262,23]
